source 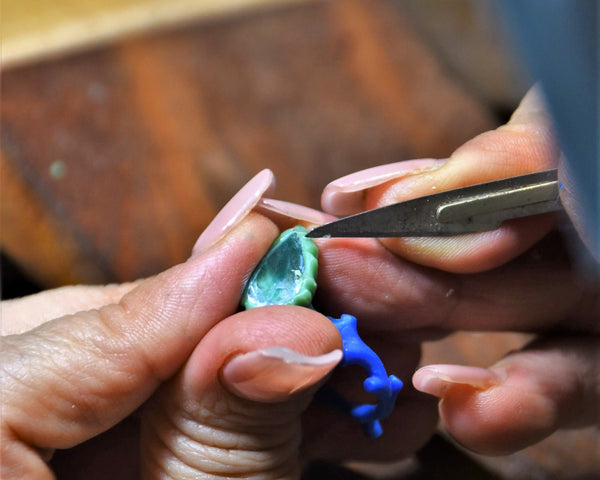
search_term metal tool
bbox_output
[307,169,562,238]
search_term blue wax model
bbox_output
[241,225,402,438]
[329,314,402,438]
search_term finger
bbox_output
[1,283,140,335]
[413,336,600,454]
[0,213,278,477]
[320,158,447,217]
[191,168,275,256]
[140,306,342,479]
[320,88,561,273]
[255,198,338,232]
[314,233,599,333]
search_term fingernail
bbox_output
[255,198,337,229]
[321,159,448,216]
[412,365,506,398]
[221,346,342,402]
[192,169,275,256]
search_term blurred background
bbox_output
[1,0,598,478]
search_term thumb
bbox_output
[141,306,342,479]
[0,213,278,477]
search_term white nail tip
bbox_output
[258,346,342,366]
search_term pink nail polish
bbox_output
[412,365,506,398]
[192,169,275,256]
[255,198,337,229]
[221,346,342,402]
[321,159,447,216]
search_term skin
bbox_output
[1,214,282,478]
[315,88,599,456]
[1,89,598,478]
[0,213,434,479]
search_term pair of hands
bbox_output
[2,90,598,479]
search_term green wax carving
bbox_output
[241,225,318,309]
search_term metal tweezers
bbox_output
[307,169,563,238]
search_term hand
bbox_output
[310,88,599,455]
[1,170,436,479]
[1,208,287,478]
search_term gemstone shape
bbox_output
[241,225,318,309]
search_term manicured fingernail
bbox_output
[412,365,506,398]
[321,159,448,216]
[255,198,337,229]
[192,169,275,256]
[221,346,342,402]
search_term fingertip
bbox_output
[191,169,275,256]
[320,159,447,216]
[255,198,337,232]
[432,339,599,456]
[221,347,342,402]
[439,381,558,455]
[185,306,344,396]
[411,361,561,455]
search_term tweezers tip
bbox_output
[305,227,330,239]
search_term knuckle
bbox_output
[143,391,301,478]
